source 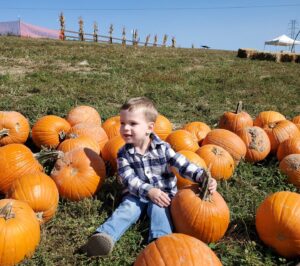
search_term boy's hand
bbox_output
[148,188,171,208]
[208,178,217,194]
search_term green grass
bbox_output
[0,36,300,266]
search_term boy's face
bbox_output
[120,109,154,146]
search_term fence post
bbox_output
[145,34,150,47]
[133,29,138,47]
[59,12,65,40]
[162,34,168,47]
[109,24,113,44]
[171,37,176,48]
[78,17,84,41]
[153,35,158,47]
[122,27,126,47]
[93,22,98,42]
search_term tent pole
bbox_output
[291,30,300,53]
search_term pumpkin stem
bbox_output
[59,131,67,141]
[0,128,10,137]
[34,147,64,165]
[235,101,243,114]
[36,212,44,222]
[0,202,15,220]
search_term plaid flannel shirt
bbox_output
[117,133,207,202]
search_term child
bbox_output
[80,97,217,257]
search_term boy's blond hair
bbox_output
[120,97,158,123]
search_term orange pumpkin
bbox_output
[0,199,40,266]
[218,101,253,133]
[202,128,246,164]
[263,120,300,153]
[253,110,285,127]
[7,172,59,224]
[237,126,271,163]
[0,111,30,146]
[166,129,199,152]
[102,115,121,139]
[171,185,230,244]
[68,123,108,152]
[174,150,206,189]
[31,115,71,149]
[66,105,101,126]
[134,233,222,266]
[153,114,173,140]
[256,191,300,258]
[279,154,300,188]
[196,144,234,180]
[51,148,106,201]
[58,135,100,154]
[0,144,43,194]
[101,135,125,172]
[182,121,211,145]
[277,137,300,161]
[292,115,300,130]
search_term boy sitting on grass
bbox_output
[80,96,217,257]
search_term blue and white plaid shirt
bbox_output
[117,133,207,202]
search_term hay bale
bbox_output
[295,54,300,63]
[237,48,255,58]
[263,52,277,61]
[279,52,294,63]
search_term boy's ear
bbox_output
[148,121,155,132]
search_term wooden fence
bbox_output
[59,13,176,48]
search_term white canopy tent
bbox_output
[264,34,300,52]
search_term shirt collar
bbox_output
[125,133,164,155]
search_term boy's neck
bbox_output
[133,136,151,155]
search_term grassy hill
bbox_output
[0,36,300,266]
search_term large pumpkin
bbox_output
[237,126,271,163]
[277,137,300,161]
[263,120,300,154]
[196,144,234,180]
[292,115,300,130]
[171,184,230,244]
[182,121,211,145]
[102,115,121,139]
[256,191,300,258]
[66,105,101,126]
[51,148,106,201]
[153,114,173,140]
[7,172,59,224]
[0,111,30,146]
[67,123,108,152]
[279,154,300,188]
[218,101,253,133]
[31,115,71,149]
[253,111,286,127]
[0,199,40,266]
[202,128,246,164]
[174,150,206,189]
[134,233,222,266]
[166,130,199,152]
[58,135,100,154]
[0,144,43,194]
[101,135,125,172]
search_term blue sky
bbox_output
[1,0,300,51]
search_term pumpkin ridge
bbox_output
[153,241,167,266]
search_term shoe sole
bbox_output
[86,233,114,257]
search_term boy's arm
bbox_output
[166,145,208,184]
[117,156,153,201]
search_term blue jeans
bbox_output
[96,194,173,243]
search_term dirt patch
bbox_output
[183,65,205,72]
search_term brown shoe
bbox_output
[82,232,114,257]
